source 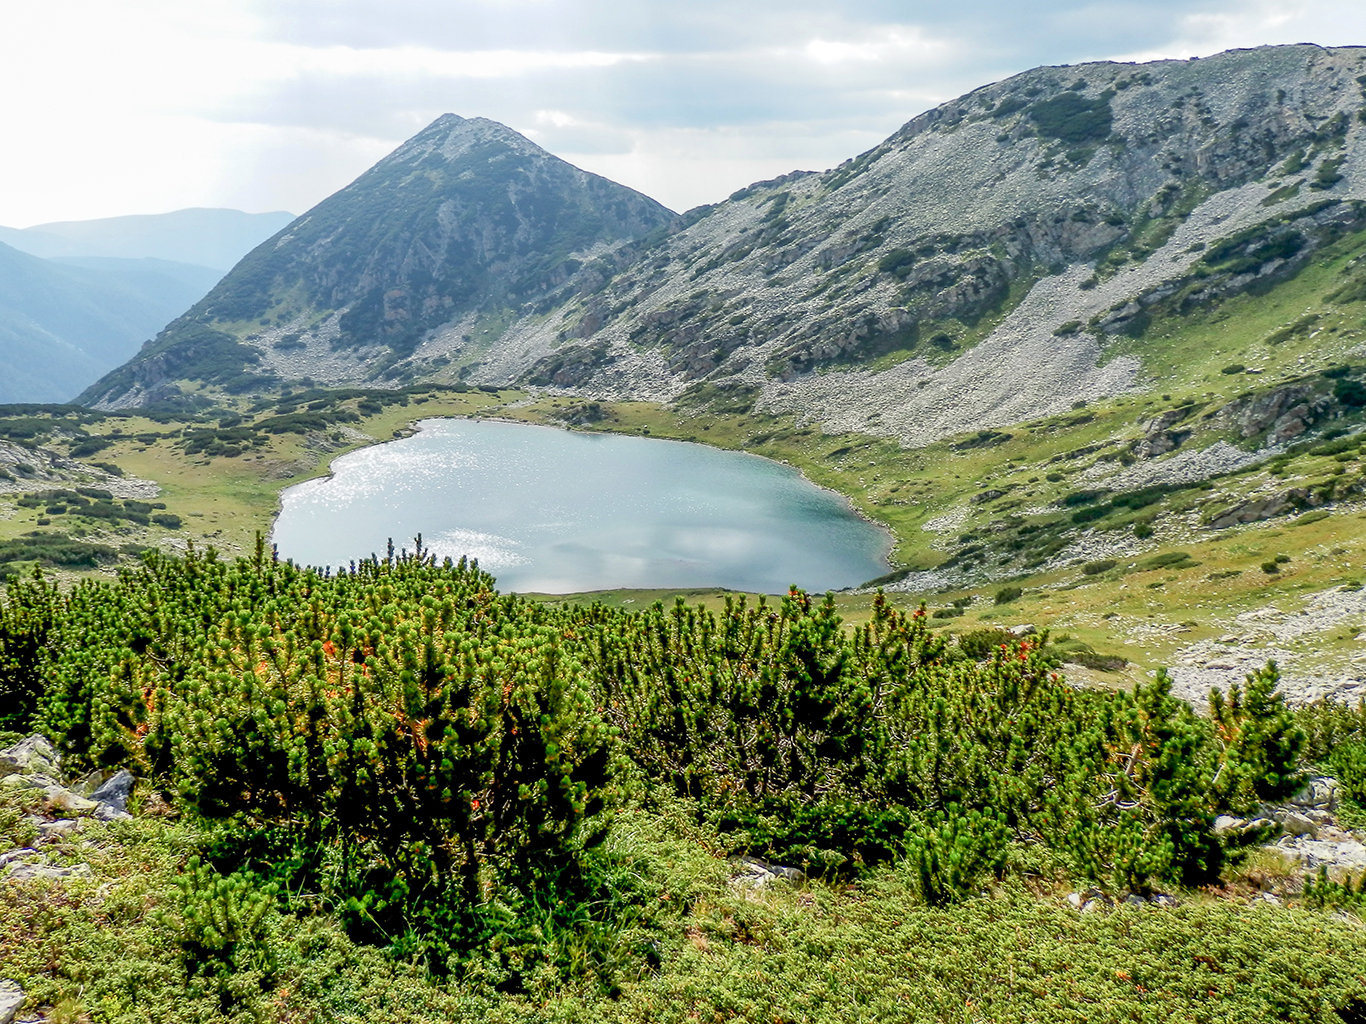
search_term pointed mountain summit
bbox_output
[81,114,675,407]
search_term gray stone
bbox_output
[70,770,110,799]
[90,769,134,813]
[1290,777,1341,812]
[4,860,91,883]
[728,855,805,889]
[0,979,22,1024]
[1280,811,1318,838]
[40,785,96,815]
[0,773,61,792]
[1213,815,1246,834]
[1009,624,1036,637]
[1273,835,1366,872]
[1150,894,1179,908]
[36,819,79,841]
[1,772,99,815]
[0,735,60,780]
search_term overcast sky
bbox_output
[2,0,1364,226]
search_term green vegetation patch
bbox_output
[1027,90,1115,143]
[0,532,117,571]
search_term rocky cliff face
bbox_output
[84,45,1366,446]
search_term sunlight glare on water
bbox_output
[271,419,889,594]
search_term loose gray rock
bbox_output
[4,860,92,883]
[0,979,23,1024]
[1009,624,1036,637]
[1,771,99,815]
[70,770,110,799]
[1274,834,1366,872]
[91,769,134,813]
[0,736,60,779]
[1289,777,1341,813]
[1279,811,1318,839]
[729,855,805,889]
[36,819,79,841]
[0,850,37,871]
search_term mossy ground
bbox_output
[3,786,1365,1024]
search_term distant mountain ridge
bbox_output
[0,210,296,402]
[81,45,1366,443]
[0,242,216,402]
[0,209,296,271]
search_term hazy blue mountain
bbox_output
[0,208,295,270]
[47,256,223,301]
[0,242,223,402]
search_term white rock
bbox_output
[1280,811,1318,838]
[0,979,22,1024]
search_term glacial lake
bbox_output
[271,418,889,594]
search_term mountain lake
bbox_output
[271,418,890,594]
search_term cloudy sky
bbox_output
[1,0,1364,226]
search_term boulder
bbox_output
[1289,777,1340,813]
[1208,487,1321,530]
[1,775,98,815]
[1279,811,1318,838]
[1009,624,1036,636]
[729,855,805,889]
[36,819,79,841]
[0,980,23,1024]
[95,803,132,822]
[91,769,134,813]
[0,735,60,779]
[4,860,92,883]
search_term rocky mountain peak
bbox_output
[82,44,1366,430]
[80,114,676,408]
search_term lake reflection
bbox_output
[271,419,889,594]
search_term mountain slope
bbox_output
[79,116,676,408]
[483,44,1366,439]
[0,208,295,270]
[0,242,224,402]
[84,45,1366,430]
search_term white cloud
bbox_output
[0,0,1361,226]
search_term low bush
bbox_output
[0,547,1316,984]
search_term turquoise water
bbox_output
[271,419,889,594]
